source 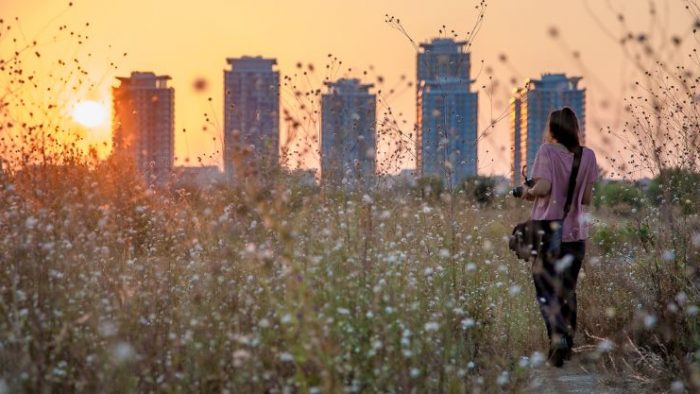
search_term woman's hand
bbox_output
[523,178,552,200]
[521,185,536,201]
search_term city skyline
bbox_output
[110,66,586,186]
[3,0,695,179]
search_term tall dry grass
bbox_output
[1,149,665,392]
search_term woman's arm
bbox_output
[522,178,551,200]
[524,145,552,201]
[582,182,594,205]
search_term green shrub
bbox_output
[591,224,627,255]
[414,175,443,199]
[461,176,496,206]
[593,181,646,211]
[646,168,700,215]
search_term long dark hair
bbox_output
[547,107,581,152]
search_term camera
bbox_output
[512,185,525,198]
[512,166,534,198]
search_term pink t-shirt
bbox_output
[530,144,598,242]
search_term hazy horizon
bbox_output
[3,0,695,179]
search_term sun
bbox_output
[71,100,109,128]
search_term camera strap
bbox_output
[562,146,583,220]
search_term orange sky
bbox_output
[2,0,695,177]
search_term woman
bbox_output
[518,107,598,367]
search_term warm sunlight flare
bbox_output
[71,100,109,128]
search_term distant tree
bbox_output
[593,181,646,210]
[646,168,700,215]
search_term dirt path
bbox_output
[527,353,628,393]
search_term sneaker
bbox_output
[563,346,573,361]
[548,337,567,368]
[564,335,573,360]
[548,347,565,368]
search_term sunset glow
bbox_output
[71,100,109,129]
[4,0,693,175]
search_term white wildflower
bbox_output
[676,292,688,305]
[281,313,293,325]
[643,314,657,329]
[461,318,475,330]
[596,339,615,353]
[25,216,38,229]
[580,212,593,225]
[662,250,675,261]
[112,342,135,363]
[99,321,118,337]
[279,352,294,362]
[671,380,685,392]
[233,349,251,367]
[52,367,66,377]
[555,254,574,273]
[518,357,529,368]
[530,351,545,367]
[497,371,509,386]
[692,233,700,248]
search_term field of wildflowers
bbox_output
[1,158,698,392]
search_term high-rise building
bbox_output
[223,56,280,178]
[416,38,478,188]
[112,71,174,184]
[510,73,585,183]
[320,78,376,188]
